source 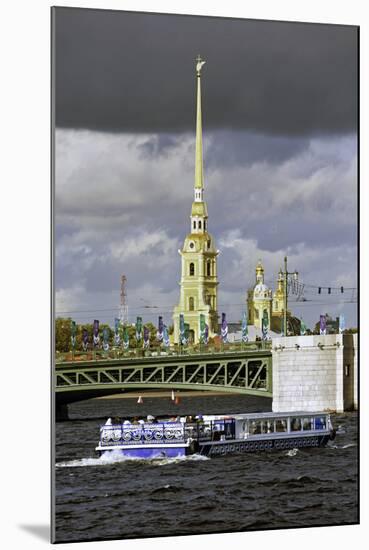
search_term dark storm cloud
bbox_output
[138,134,180,158]
[54,8,357,135]
[205,131,309,167]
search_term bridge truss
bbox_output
[55,351,272,399]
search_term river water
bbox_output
[54,394,358,543]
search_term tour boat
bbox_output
[95,411,336,459]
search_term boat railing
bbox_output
[56,340,272,364]
[99,419,235,446]
[186,420,235,442]
[99,422,188,446]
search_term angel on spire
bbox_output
[196,55,206,75]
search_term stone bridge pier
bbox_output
[271,334,357,413]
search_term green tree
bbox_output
[55,318,117,352]
[55,317,73,352]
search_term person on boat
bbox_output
[147,415,156,424]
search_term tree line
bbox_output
[55,318,174,353]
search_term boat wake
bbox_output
[286,448,299,457]
[56,450,209,468]
[327,442,355,450]
[155,453,210,466]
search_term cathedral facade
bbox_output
[247,261,289,331]
[173,56,219,344]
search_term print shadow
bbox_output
[19,524,50,542]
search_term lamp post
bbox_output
[283,256,298,337]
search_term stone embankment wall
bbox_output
[271,334,357,413]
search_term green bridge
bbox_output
[54,347,272,420]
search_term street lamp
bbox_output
[283,256,298,337]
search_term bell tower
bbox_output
[273,268,285,316]
[173,56,219,344]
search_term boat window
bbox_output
[314,416,326,430]
[261,420,274,434]
[291,417,302,431]
[303,418,313,431]
[250,420,261,435]
[275,419,287,432]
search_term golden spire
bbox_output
[195,54,205,190]
[256,260,264,284]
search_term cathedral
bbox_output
[247,261,289,332]
[172,57,294,343]
[173,56,219,344]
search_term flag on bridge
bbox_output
[157,316,164,342]
[82,328,89,351]
[262,310,269,341]
[320,315,327,335]
[179,314,187,345]
[221,313,228,343]
[103,327,110,351]
[143,326,150,349]
[93,320,100,347]
[241,312,248,343]
[163,324,170,348]
[204,324,209,345]
[114,318,121,346]
[199,314,206,344]
[71,320,77,349]
[184,323,190,344]
[136,316,143,343]
[123,326,129,350]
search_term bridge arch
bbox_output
[55,350,272,420]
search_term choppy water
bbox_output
[54,394,358,543]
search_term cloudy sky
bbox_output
[54,8,358,329]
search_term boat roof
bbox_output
[202,411,330,421]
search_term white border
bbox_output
[1,1,366,549]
